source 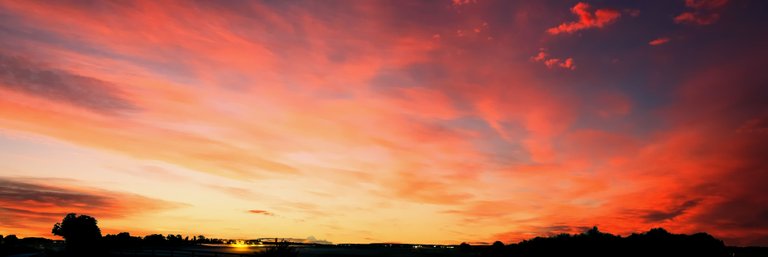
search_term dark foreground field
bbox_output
[5,226,768,257]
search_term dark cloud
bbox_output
[0,178,109,206]
[0,53,136,113]
[641,199,700,222]
[539,225,593,236]
[654,37,768,245]
[0,177,186,236]
[0,206,63,228]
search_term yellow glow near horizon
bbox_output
[230,241,250,249]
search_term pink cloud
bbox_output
[649,37,671,46]
[547,2,622,35]
[531,49,576,70]
[0,178,186,238]
[452,0,476,6]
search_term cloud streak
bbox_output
[0,177,186,237]
[649,37,671,46]
[247,210,275,216]
[0,54,136,113]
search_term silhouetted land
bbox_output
[1,213,767,257]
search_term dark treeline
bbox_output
[0,213,231,257]
[2,213,297,257]
[3,213,768,257]
[467,226,761,257]
[102,232,227,249]
[0,234,55,256]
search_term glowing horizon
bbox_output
[1,0,767,246]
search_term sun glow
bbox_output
[230,241,250,249]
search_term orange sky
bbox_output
[1,0,767,246]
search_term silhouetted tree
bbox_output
[194,235,206,244]
[458,242,471,252]
[52,213,102,255]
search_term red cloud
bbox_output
[547,2,621,35]
[532,49,575,70]
[452,0,476,6]
[0,178,186,238]
[247,209,275,216]
[649,37,671,46]
[675,0,729,25]
[674,12,720,25]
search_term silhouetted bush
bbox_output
[103,232,143,249]
[0,235,55,256]
[482,240,508,257]
[458,242,471,252]
[258,240,299,257]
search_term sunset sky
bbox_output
[1,0,767,246]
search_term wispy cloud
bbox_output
[675,0,729,25]
[247,209,275,216]
[0,54,136,113]
[649,37,671,46]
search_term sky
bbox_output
[0,0,767,246]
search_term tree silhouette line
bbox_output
[2,213,768,257]
[42,213,298,256]
[469,226,734,257]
